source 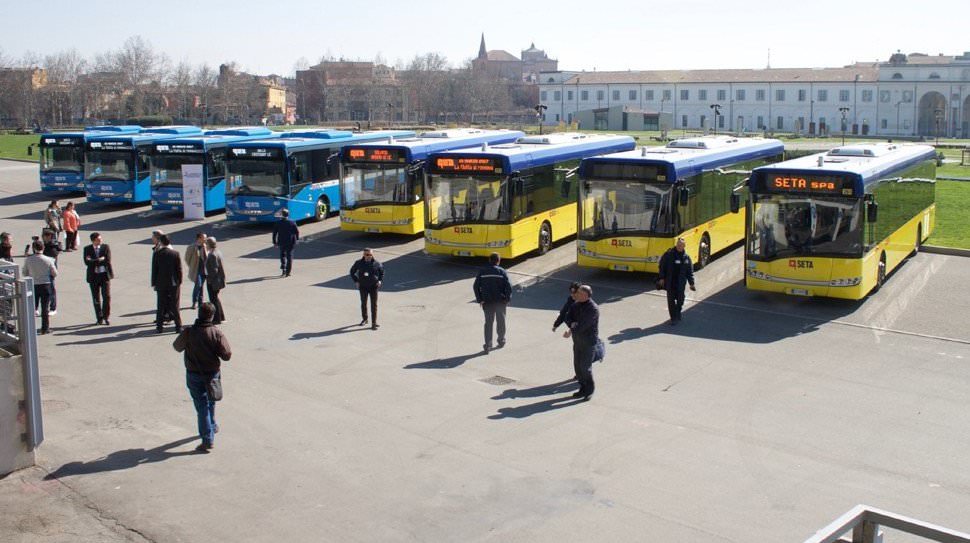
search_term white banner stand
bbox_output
[182,164,205,220]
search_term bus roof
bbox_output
[430,133,636,173]
[340,129,525,162]
[579,136,784,181]
[229,130,417,152]
[141,125,204,136]
[750,142,937,193]
[85,125,143,133]
[204,127,276,138]
[151,131,282,151]
[85,126,204,147]
[39,125,143,144]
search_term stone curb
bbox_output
[922,245,970,258]
[0,158,38,164]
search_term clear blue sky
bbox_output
[4,0,968,75]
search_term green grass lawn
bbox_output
[929,180,970,249]
[0,134,39,161]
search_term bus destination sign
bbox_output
[155,143,203,154]
[430,156,503,174]
[765,174,854,196]
[345,147,406,163]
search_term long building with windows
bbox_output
[539,51,970,138]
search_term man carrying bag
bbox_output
[173,303,232,453]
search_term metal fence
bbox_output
[0,261,43,450]
[805,505,970,543]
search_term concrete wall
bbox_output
[0,349,34,476]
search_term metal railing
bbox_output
[0,261,42,450]
[804,505,970,543]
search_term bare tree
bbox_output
[115,35,170,116]
[41,49,88,126]
[194,64,217,125]
[401,52,450,123]
[170,60,194,120]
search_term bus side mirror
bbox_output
[730,193,741,214]
[679,187,690,206]
[867,201,878,223]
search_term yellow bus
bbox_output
[745,143,936,299]
[577,136,784,272]
[424,133,635,258]
[338,129,522,235]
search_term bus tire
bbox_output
[696,234,711,269]
[314,197,329,222]
[538,222,552,254]
[874,252,887,292]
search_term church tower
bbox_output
[478,33,487,59]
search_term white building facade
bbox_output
[539,52,970,138]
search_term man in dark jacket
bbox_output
[83,232,113,325]
[350,248,384,330]
[173,303,232,452]
[152,234,183,333]
[473,252,512,353]
[41,229,60,314]
[552,282,581,332]
[657,237,696,325]
[563,285,599,400]
[272,209,300,277]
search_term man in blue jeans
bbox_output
[272,209,300,277]
[173,303,232,452]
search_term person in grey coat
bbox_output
[22,240,57,334]
[204,237,227,325]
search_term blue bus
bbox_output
[150,127,278,213]
[38,126,142,192]
[84,126,203,204]
[338,129,524,235]
[224,130,415,223]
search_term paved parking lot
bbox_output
[1,158,969,542]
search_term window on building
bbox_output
[839,89,850,102]
[902,90,913,102]
[662,89,672,101]
[891,73,903,79]
[645,90,654,101]
[540,91,547,101]
[717,89,726,101]
[862,90,873,102]
[699,114,707,128]
[798,89,806,102]
[797,117,805,131]
[881,119,888,129]
[880,90,890,103]
[553,91,561,101]
[929,72,941,79]
[612,90,620,101]
[629,90,637,101]
[736,89,746,101]
[819,117,826,128]
[757,116,764,129]
[756,89,766,101]
[680,89,689,100]
[682,115,688,127]
[777,116,784,130]
[718,115,725,128]
[567,90,573,100]
[581,90,589,101]
[776,89,785,101]
[555,114,560,122]
[818,90,828,102]
[699,90,708,101]
[596,90,604,101]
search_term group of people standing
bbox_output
[151,230,227,333]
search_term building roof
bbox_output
[890,53,956,66]
[560,65,879,85]
[486,50,520,62]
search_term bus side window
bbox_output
[310,149,332,181]
[137,149,150,177]
[208,150,227,185]
[290,152,311,191]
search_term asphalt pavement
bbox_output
[1,159,969,542]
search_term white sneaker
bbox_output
[35,310,40,317]
[49,310,57,316]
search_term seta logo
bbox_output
[454,226,473,234]
[788,259,814,269]
[610,239,632,247]
[364,207,381,214]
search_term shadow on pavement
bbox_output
[315,250,474,293]
[404,351,486,369]
[291,324,369,340]
[227,275,280,285]
[491,379,578,400]
[487,394,588,419]
[54,325,161,346]
[0,190,63,208]
[44,436,201,479]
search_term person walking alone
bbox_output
[272,209,299,277]
[563,285,599,401]
[44,200,63,246]
[473,252,512,354]
[152,234,183,333]
[204,237,227,325]
[349,248,383,330]
[173,302,232,453]
[657,237,696,325]
[83,232,113,325]
[22,240,57,335]
[62,202,80,251]
[184,232,208,310]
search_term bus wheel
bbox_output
[314,198,329,222]
[874,253,887,292]
[538,222,552,254]
[696,234,711,269]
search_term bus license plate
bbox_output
[455,250,472,257]
[365,228,381,233]
[611,264,630,271]
[789,288,810,296]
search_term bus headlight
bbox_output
[425,233,441,244]
[123,192,132,199]
[645,255,661,263]
[485,240,511,248]
[341,215,354,223]
[829,277,862,287]
[748,269,769,280]
[577,245,594,256]
[273,209,284,218]
[391,218,414,225]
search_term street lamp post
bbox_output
[934,108,944,145]
[896,101,904,137]
[838,107,850,146]
[534,104,547,135]
[709,103,722,136]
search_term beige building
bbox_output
[295,61,405,123]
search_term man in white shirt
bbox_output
[22,240,58,334]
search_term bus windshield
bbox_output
[41,146,83,173]
[226,158,285,197]
[85,151,134,181]
[579,180,672,239]
[152,154,204,188]
[426,175,509,226]
[749,195,863,258]
[344,165,411,208]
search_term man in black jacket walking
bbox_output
[83,232,113,325]
[473,252,512,354]
[350,248,384,330]
[563,285,599,401]
[657,237,696,325]
[272,209,300,277]
[152,234,183,333]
